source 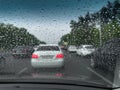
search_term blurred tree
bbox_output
[59,0,120,47]
[0,23,46,49]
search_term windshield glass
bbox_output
[0,0,120,89]
[85,46,94,49]
[37,46,59,51]
[69,46,76,48]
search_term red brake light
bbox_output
[56,54,64,58]
[32,54,39,59]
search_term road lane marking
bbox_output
[16,67,28,75]
[87,67,118,87]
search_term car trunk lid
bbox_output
[33,51,61,60]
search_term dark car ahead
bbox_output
[12,46,34,58]
[0,56,6,69]
[91,38,120,73]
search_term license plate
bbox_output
[41,55,54,59]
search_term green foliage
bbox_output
[0,23,46,49]
[59,0,120,48]
[59,33,71,45]
[102,20,120,43]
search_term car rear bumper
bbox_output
[31,59,64,68]
[77,51,92,56]
[76,51,81,55]
[68,50,76,53]
[12,53,29,57]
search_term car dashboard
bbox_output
[0,83,114,90]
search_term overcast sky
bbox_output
[0,0,114,44]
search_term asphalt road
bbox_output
[0,50,114,87]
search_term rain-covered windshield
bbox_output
[0,0,120,89]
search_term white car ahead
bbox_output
[76,45,95,56]
[33,45,39,51]
[31,44,64,68]
[68,45,77,52]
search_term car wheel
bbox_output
[81,55,84,58]
[86,54,91,58]
[80,53,84,57]
[83,55,88,58]
[76,54,79,56]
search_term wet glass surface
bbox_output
[0,0,120,89]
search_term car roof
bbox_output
[81,45,94,48]
[81,45,93,46]
[39,44,59,46]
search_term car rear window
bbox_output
[69,46,76,49]
[37,46,60,51]
[15,46,31,49]
[85,46,94,49]
[14,46,25,49]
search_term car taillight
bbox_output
[32,54,39,59]
[56,54,64,58]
